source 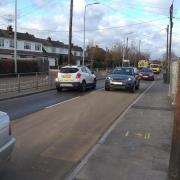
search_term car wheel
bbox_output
[130,84,135,93]
[80,80,86,92]
[135,83,140,90]
[92,79,96,89]
[56,86,62,92]
[105,85,110,91]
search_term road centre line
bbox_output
[65,81,156,180]
[45,96,80,109]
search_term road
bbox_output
[0,80,152,180]
[0,79,105,120]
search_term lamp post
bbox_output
[83,2,100,66]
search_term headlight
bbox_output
[139,73,142,76]
[106,76,112,80]
[128,77,132,81]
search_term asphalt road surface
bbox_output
[0,80,152,180]
[0,79,105,120]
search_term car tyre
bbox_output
[135,83,140,90]
[56,86,62,92]
[80,80,86,92]
[105,85,110,91]
[92,79,96,89]
[130,84,135,93]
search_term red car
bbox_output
[139,68,154,81]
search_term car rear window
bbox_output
[140,68,152,72]
[60,68,79,73]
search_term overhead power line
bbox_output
[19,17,167,33]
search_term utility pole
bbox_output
[126,37,128,60]
[138,40,141,57]
[68,0,73,65]
[14,0,17,73]
[168,2,173,83]
[166,25,169,81]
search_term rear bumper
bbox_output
[0,137,16,163]
[140,76,154,80]
[55,82,81,88]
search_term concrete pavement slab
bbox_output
[74,80,173,180]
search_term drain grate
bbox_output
[131,105,174,112]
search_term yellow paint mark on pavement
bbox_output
[144,133,151,140]
[125,131,129,137]
[134,133,143,137]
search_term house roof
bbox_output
[0,26,83,51]
[0,48,46,57]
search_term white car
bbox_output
[55,65,96,92]
[0,111,15,164]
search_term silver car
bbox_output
[0,111,15,163]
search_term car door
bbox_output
[81,67,90,84]
[85,67,94,84]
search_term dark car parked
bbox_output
[105,67,140,93]
[139,68,154,81]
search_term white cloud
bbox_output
[0,0,180,59]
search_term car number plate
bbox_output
[143,76,148,78]
[60,84,73,87]
[112,82,123,85]
[63,75,72,78]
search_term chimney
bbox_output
[47,37,51,42]
[7,25,13,34]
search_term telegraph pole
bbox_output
[126,37,128,59]
[166,25,169,81]
[68,0,73,65]
[14,0,17,73]
[169,2,173,67]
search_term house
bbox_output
[0,26,83,67]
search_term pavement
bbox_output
[71,79,174,180]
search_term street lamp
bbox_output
[83,2,100,66]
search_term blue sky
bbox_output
[0,0,179,60]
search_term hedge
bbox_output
[0,59,49,74]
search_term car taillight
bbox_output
[9,123,12,136]
[76,72,81,79]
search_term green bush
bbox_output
[0,59,49,74]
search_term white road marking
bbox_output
[65,81,156,180]
[45,96,80,109]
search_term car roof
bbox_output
[114,66,133,69]
[61,65,84,68]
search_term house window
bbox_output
[74,51,77,56]
[24,42,31,50]
[10,40,14,48]
[52,47,56,53]
[35,43,41,51]
[0,39,4,47]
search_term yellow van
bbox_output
[150,64,161,74]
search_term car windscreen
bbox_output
[150,65,159,68]
[60,68,78,73]
[140,68,152,73]
[112,68,133,75]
